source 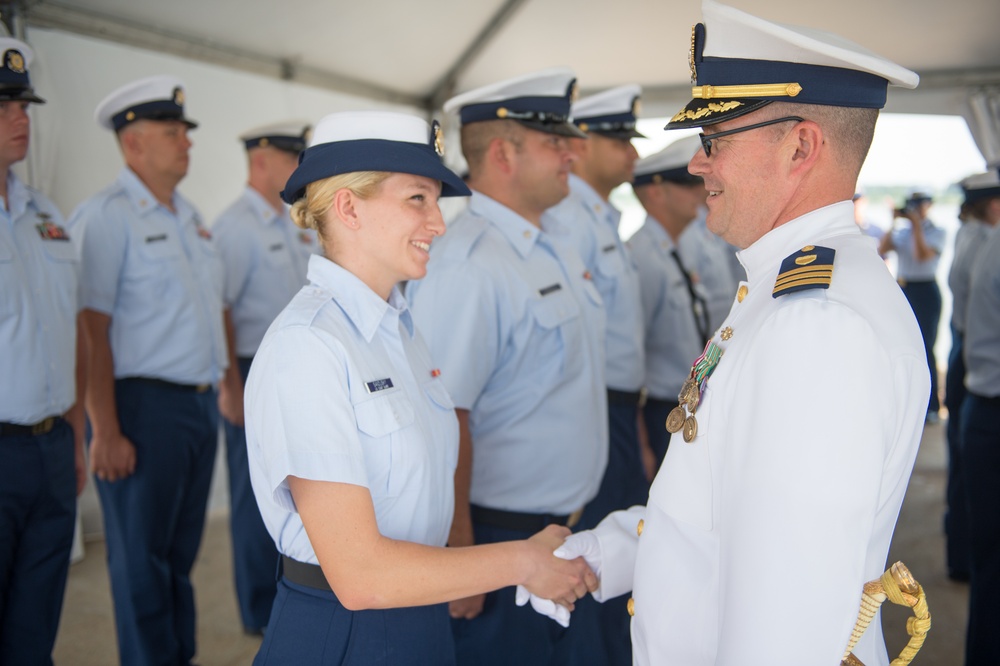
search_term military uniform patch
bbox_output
[35,215,69,241]
[772,244,835,297]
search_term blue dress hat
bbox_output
[281,111,471,204]
[572,84,646,139]
[960,172,1000,205]
[632,135,705,187]
[0,38,45,104]
[240,120,311,155]
[666,0,919,129]
[443,67,587,138]
[95,75,198,131]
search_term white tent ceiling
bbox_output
[15,0,1000,117]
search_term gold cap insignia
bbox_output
[125,111,135,121]
[688,25,698,83]
[259,137,270,148]
[632,97,642,118]
[6,50,25,74]
[578,122,589,132]
[432,121,445,157]
[569,80,579,104]
[652,174,663,184]
[496,107,508,119]
[173,87,185,106]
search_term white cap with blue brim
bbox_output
[572,84,646,139]
[632,135,705,187]
[281,111,470,204]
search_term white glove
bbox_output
[554,530,602,579]
[515,584,571,627]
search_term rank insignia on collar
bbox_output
[772,244,835,298]
[430,368,441,378]
[36,219,70,241]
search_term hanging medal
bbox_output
[665,338,725,443]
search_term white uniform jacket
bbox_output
[590,202,929,666]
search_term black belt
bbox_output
[121,377,212,393]
[607,388,642,407]
[470,504,581,532]
[0,416,61,438]
[281,555,331,592]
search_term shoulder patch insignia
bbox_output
[772,245,835,298]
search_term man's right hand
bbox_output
[449,592,487,620]
[89,431,137,482]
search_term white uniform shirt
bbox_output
[964,224,1000,397]
[891,218,946,281]
[245,256,459,564]
[70,167,227,384]
[213,186,319,357]
[0,173,78,423]
[629,217,710,400]
[408,191,607,515]
[545,174,644,391]
[590,202,928,666]
[948,217,991,333]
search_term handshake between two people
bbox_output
[516,526,603,628]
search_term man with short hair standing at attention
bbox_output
[213,121,316,636]
[0,37,86,665]
[71,75,227,666]
[408,68,607,665]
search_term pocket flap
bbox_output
[353,391,415,438]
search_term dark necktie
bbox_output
[670,249,711,342]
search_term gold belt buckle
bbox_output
[31,417,55,436]
[195,384,210,393]
[567,508,584,529]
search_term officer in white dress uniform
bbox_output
[245,111,596,665]
[543,82,647,666]
[628,135,712,470]
[71,76,228,666]
[943,172,999,584]
[213,121,316,635]
[956,170,1000,666]
[407,69,608,665]
[524,3,929,664]
[0,38,86,665]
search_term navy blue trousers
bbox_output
[452,522,609,666]
[644,397,679,472]
[255,578,455,665]
[944,328,971,579]
[96,379,218,666]
[961,393,1000,666]
[223,357,278,632]
[579,399,646,666]
[0,419,76,666]
[901,280,942,413]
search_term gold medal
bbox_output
[682,416,698,443]
[679,378,700,409]
[665,406,686,433]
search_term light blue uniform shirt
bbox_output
[948,218,991,333]
[964,224,1000,397]
[891,218,946,281]
[545,173,644,391]
[213,186,319,357]
[630,217,711,400]
[677,209,744,333]
[245,256,459,563]
[0,173,78,423]
[408,192,608,515]
[70,167,227,384]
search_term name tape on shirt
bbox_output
[538,283,562,297]
[601,243,617,253]
[145,233,168,243]
[269,243,284,251]
[365,378,395,393]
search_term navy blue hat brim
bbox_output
[518,119,587,139]
[589,128,646,140]
[0,86,44,104]
[281,138,471,204]
[963,186,1000,205]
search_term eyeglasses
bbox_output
[698,116,804,157]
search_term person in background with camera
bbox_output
[880,191,946,424]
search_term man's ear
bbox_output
[787,120,823,175]
[489,136,516,176]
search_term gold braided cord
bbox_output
[841,562,931,666]
[691,82,803,99]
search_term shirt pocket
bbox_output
[529,292,583,375]
[353,390,416,497]
[423,378,459,471]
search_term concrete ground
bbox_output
[53,419,965,665]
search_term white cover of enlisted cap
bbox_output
[633,135,704,186]
[308,111,430,147]
[960,170,1000,203]
[443,67,576,115]
[95,74,188,130]
[701,0,918,88]
[239,120,311,143]
[572,84,641,120]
